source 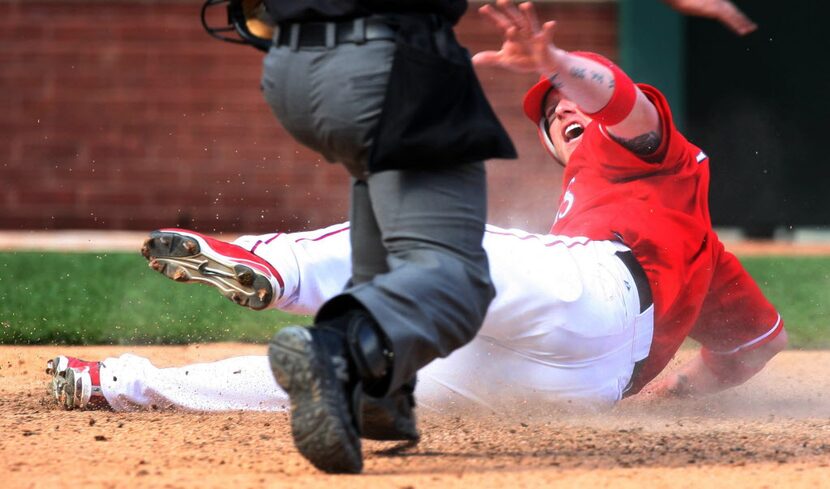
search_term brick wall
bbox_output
[0,1,616,234]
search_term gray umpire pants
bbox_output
[261,39,495,395]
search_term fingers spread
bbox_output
[542,20,557,44]
[479,4,514,33]
[471,50,502,67]
[505,25,522,44]
[519,1,541,33]
[496,0,528,32]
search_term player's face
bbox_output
[545,95,593,165]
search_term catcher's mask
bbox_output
[201,0,274,52]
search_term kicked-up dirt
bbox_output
[1,344,829,488]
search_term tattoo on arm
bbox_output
[546,73,564,89]
[569,67,615,90]
[610,130,663,156]
[569,67,586,79]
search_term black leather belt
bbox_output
[275,18,397,49]
[615,250,653,314]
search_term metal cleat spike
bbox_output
[149,259,165,272]
[183,240,197,253]
[140,241,152,259]
[237,269,254,286]
[172,267,189,281]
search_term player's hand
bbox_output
[640,373,696,400]
[662,0,758,36]
[472,0,561,75]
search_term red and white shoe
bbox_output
[45,356,107,410]
[141,228,284,311]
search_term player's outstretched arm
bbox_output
[472,0,660,144]
[643,328,788,399]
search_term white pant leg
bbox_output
[230,222,594,321]
[158,224,653,413]
[232,222,353,315]
[99,354,289,412]
[414,229,654,412]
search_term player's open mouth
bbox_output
[563,122,584,142]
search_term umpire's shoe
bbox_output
[357,380,419,442]
[141,228,283,311]
[268,310,414,473]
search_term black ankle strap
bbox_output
[346,311,393,385]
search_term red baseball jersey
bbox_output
[550,84,782,394]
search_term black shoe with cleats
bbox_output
[267,311,418,473]
[357,385,420,442]
[268,325,364,473]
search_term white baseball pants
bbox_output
[101,223,653,413]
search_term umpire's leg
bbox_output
[345,161,495,394]
[349,179,389,285]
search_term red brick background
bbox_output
[0,1,616,234]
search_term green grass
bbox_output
[0,252,828,348]
[0,251,306,345]
[740,256,830,348]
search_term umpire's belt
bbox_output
[275,17,397,49]
[615,250,653,314]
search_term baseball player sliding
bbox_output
[48,2,785,418]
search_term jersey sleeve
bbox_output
[576,84,694,179]
[627,84,676,164]
[688,244,783,364]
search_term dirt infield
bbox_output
[2,344,829,488]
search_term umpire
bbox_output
[262,0,516,473]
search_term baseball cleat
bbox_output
[62,366,93,410]
[46,356,99,401]
[46,356,71,401]
[141,228,283,311]
[46,356,107,410]
[268,326,363,474]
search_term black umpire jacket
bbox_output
[263,0,517,172]
[264,0,468,23]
